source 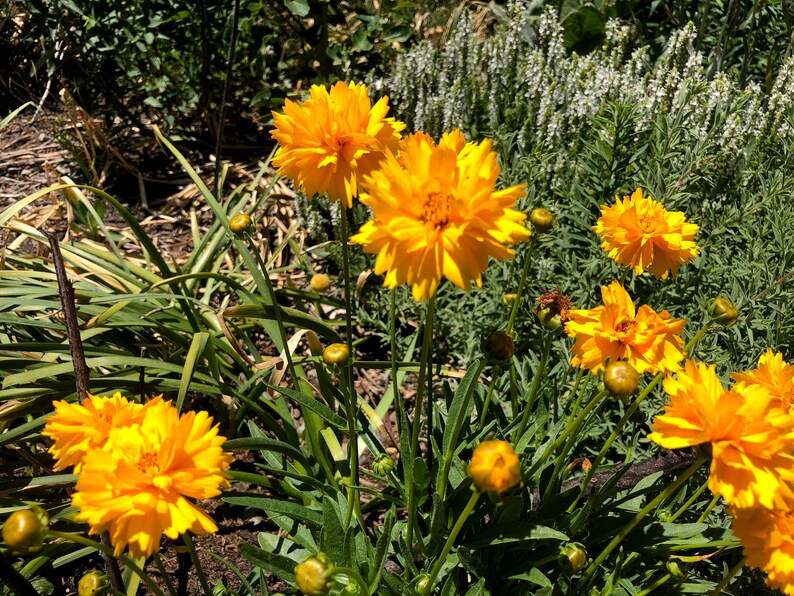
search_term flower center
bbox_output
[777,513,794,536]
[421,185,451,229]
[618,319,637,342]
[137,451,160,477]
[638,212,663,234]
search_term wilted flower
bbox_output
[468,440,521,493]
[536,288,572,331]
[649,359,794,510]
[350,130,530,301]
[71,399,233,558]
[271,81,405,208]
[565,281,685,374]
[594,187,699,278]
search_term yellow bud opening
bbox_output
[323,343,351,367]
[295,554,333,596]
[603,361,639,398]
[468,440,521,493]
[310,273,332,293]
[530,207,554,232]
[229,213,253,236]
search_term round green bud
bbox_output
[372,453,395,476]
[78,571,109,596]
[229,213,254,236]
[530,207,554,232]
[482,329,515,363]
[323,343,351,367]
[707,297,739,326]
[295,553,333,596]
[558,542,588,573]
[2,507,48,554]
[666,558,687,581]
[603,361,640,399]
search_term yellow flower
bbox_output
[71,399,233,558]
[729,505,794,595]
[468,440,521,493]
[270,81,405,208]
[564,281,685,374]
[350,130,530,301]
[42,393,162,472]
[593,188,699,279]
[732,349,794,412]
[649,359,794,510]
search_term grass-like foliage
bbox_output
[2,4,794,596]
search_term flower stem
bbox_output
[513,333,553,442]
[47,530,166,596]
[333,566,371,596]
[477,365,502,431]
[182,532,212,596]
[574,454,708,591]
[684,320,714,356]
[710,556,746,595]
[506,236,537,334]
[421,489,481,595]
[406,297,436,548]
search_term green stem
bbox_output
[513,333,554,442]
[710,557,746,595]
[153,553,178,596]
[569,373,664,511]
[390,290,404,439]
[506,236,537,334]
[477,365,502,431]
[636,573,671,596]
[697,492,721,523]
[684,320,714,356]
[47,530,166,596]
[438,359,487,501]
[333,566,371,596]
[182,533,212,596]
[668,477,710,523]
[574,454,708,591]
[406,297,436,548]
[421,490,481,595]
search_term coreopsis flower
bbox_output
[594,187,699,279]
[732,349,794,413]
[468,440,521,493]
[729,506,794,595]
[270,81,405,208]
[564,281,685,374]
[71,399,233,558]
[350,130,531,301]
[649,359,794,510]
[43,393,162,472]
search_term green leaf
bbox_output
[284,0,310,17]
[265,383,346,429]
[238,542,296,583]
[222,495,322,526]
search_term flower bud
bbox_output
[530,207,554,232]
[666,558,687,581]
[229,213,253,236]
[372,453,395,476]
[558,542,588,573]
[482,330,515,363]
[295,553,333,596]
[2,508,48,554]
[469,440,521,493]
[502,293,518,306]
[412,574,431,594]
[707,297,738,326]
[603,361,639,399]
[323,343,351,367]
[78,571,109,596]
[310,273,332,293]
[339,583,360,596]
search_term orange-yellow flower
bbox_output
[42,393,162,472]
[729,505,794,595]
[468,440,521,493]
[564,281,685,374]
[270,81,405,208]
[71,399,233,558]
[649,359,794,510]
[594,187,699,279]
[349,130,530,301]
[732,349,794,413]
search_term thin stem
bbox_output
[406,297,436,548]
[477,365,502,431]
[569,373,664,510]
[333,566,371,596]
[342,366,363,529]
[684,320,714,356]
[710,556,746,595]
[438,359,487,501]
[153,553,178,596]
[636,573,671,596]
[390,291,404,441]
[421,490,481,595]
[47,530,166,596]
[506,236,537,334]
[513,333,553,442]
[574,455,708,591]
[668,477,710,523]
[182,533,212,596]
[697,492,721,523]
